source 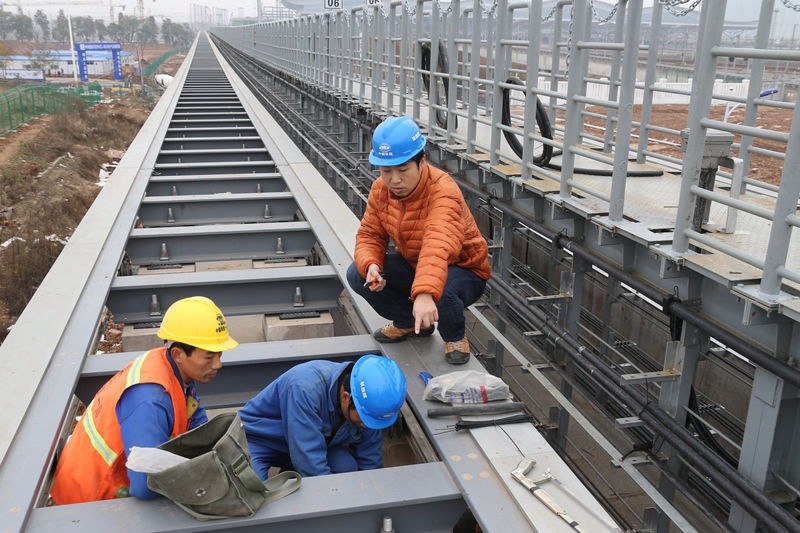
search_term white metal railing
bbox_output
[212,0,799,297]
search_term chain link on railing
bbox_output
[542,4,558,22]
[565,15,574,71]
[661,0,703,16]
[589,0,619,24]
[434,0,453,16]
[780,0,800,11]
[481,0,498,17]
[374,0,389,19]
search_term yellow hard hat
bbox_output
[157,296,239,352]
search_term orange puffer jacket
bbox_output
[355,162,491,302]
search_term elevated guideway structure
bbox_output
[2,0,800,531]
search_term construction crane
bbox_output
[14,0,103,8]
[12,0,110,17]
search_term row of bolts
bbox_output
[156,237,286,262]
[164,203,274,224]
[149,282,305,316]
[148,234,297,317]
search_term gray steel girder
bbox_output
[146,173,285,196]
[107,266,343,323]
[137,193,298,226]
[124,222,316,265]
[25,463,464,533]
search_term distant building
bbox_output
[0,49,134,80]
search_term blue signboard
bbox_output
[74,42,123,82]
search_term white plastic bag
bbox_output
[423,370,510,404]
[126,446,190,474]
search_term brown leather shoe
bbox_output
[445,336,470,364]
[373,323,436,343]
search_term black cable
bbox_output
[620,441,653,462]
[454,413,537,431]
[420,41,457,129]
[687,387,738,467]
[488,277,800,532]
[501,77,553,165]
[499,76,663,177]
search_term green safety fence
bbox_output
[0,82,102,136]
[145,47,188,78]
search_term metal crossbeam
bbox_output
[137,193,298,226]
[125,222,315,265]
[146,173,285,195]
[25,463,464,533]
[108,265,343,323]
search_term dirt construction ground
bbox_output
[0,56,792,343]
[585,104,788,186]
[0,45,186,341]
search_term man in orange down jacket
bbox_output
[346,115,491,365]
[50,296,238,504]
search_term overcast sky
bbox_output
[11,0,800,35]
[13,0,263,22]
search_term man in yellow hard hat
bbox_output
[50,296,238,504]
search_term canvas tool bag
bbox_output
[147,411,301,520]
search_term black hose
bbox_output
[420,41,456,129]
[502,77,553,165]
[499,76,663,177]
[687,388,738,467]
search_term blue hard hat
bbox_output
[368,116,426,166]
[350,355,407,429]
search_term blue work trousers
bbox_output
[252,446,358,479]
[346,253,486,342]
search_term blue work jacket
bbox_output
[239,360,383,478]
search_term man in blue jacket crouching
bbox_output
[239,354,407,479]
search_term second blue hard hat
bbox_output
[351,354,407,429]
[368,116,426,166]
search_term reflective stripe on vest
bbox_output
[81,404,117,466]
[126,353,146,388]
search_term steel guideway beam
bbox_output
[26,464,464,533]
[152,161,278,175]
[172,106,244,113]
[157,147,271,163]
[165,126,258,138]
[175,96,240,103]
[137,193,298,226]
[125,222,316,265]
[169,112,251,122]
[146,173,285,196]
[160,136,265,150]
[107,266,343,323]
[173,106,243,112]
[167,118,254,129]
[178,93,237,99]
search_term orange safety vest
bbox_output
[50,347,190,504]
